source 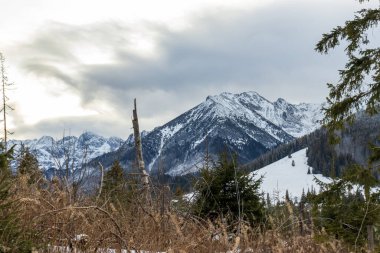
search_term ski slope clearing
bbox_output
[251,148,330,201]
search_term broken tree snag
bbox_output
[132,99,150,191]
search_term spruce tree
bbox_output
[315,0,380,140]
[313,2,380,249]
[193,151,264,225]
[17,146,43,186]
[0,146,33,252]
[285,189,291,202]
[266,192,272,208]
[101,161,127,204]
[310,165,379,249]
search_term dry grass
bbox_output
[9,175,351,253]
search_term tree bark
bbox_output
[0,54,8,151]
[132,99,150,192]
[367,225,374,252]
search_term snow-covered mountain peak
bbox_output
[78,131,106,146]
[207,91,268,105]
[238,91,269,103]
[12,91,323,176]
[203,91,269,118]
[9,133,124,174]
[95,91,323,175]
[79,131,101,140]
[274,97,287,104]
[199,91,323,138]
[36,136,54,146]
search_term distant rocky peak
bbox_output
[36,136,54,146]
[275,97,288,105]
[9,133,124,172]
[79,131,101,139]
[238,91,266,101]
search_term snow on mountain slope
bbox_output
[9,132,124,176]
[94,91,323,175]
[251,148,330,201]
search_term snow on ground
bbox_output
[50,245,165,253]
[251,148,330,202]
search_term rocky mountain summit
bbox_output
[94,91,323,175]
[9,132,124,178]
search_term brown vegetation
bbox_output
[5,173,352,253]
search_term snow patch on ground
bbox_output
[251,148,330,201]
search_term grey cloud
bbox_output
[23,62,78,88]
[13,115,130,140]
[78,1,354,101]
[12,0,366,137]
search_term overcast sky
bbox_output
[1,0,377,139]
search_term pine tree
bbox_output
[193,151,264,225]
[285,189,290,202]
[266,192,272,208]
[300,188,306,204]
[101,161,127,204]
[0,146,33,252]
[315,0,380,140]
[310,165,379,248]
[313,2,380,249]
[17,146,43,186]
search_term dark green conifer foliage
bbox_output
[315,0,380,141]
[313,1,380,248]
[0,146,33,252]
[101,161,127,203]
[300,189,306,203]
[310,165,379,248]
[285,189,290,202]
[266,192,271,208]
[193,151,264,225]
[17,146,43,186]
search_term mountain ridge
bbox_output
[10,91,323,176]
[94,91,323,175]
[9,131,124,178]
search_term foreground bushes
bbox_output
[3,174,350,252]
[1,151,378,252]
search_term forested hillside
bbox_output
[245,113,380,179]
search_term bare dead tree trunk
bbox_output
[367,225,374,252]
[132,99,150,194]
[1,55,6,151]
[0,53,14,151]
[96,162,104,202]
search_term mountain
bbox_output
[9,132,124,179]
[251,148,330,200]
[94,91,323,175]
